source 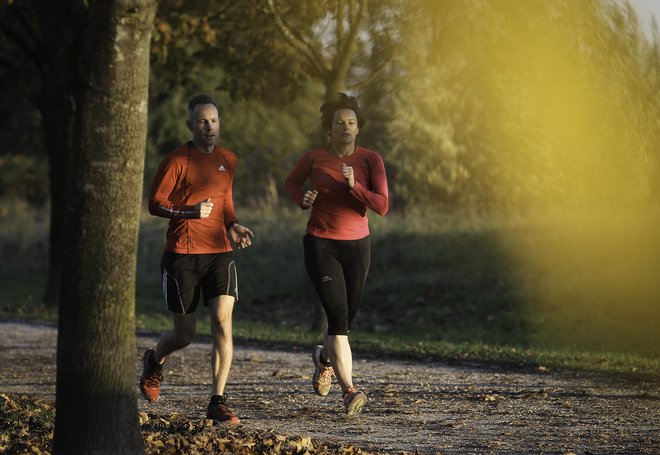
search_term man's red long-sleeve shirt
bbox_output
[148,142,239,254]
[285,147,389,240]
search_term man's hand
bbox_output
[229,223,254,249]
[301,190,318,209]
[195,198,213,218]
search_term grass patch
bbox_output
[176,318,660,380]
[2,202,659,380]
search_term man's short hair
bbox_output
[187,94,218,116]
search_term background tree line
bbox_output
[4,0,658,216]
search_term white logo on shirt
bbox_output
[218,165,226,171]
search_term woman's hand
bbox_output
[342,163,355,188]
[301,190,318,209]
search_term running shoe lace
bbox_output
[319,364,335,379]
[344,385,360,396]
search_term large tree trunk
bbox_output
[53,1,157,454]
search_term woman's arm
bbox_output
[349,153,389,216]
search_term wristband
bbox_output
[227,221,239,230]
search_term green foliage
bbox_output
[381,0,660,213]
[151,0,313,101]
[0,154,48,206]
[222,95,319,205]
[3,0,660,214]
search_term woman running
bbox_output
[284,93,389,415]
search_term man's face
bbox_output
[329,108,359,144]
[188,103,220,149]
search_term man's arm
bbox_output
[148,155,209,219]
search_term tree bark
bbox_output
[53,1,157,454]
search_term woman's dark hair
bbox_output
[320,93,365,130]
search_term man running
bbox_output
[139,93,254,424]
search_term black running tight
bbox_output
[303,234,370,336]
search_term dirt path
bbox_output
[1,320,658,454]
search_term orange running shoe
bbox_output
[206,394,240,424]
[139,348,162,403]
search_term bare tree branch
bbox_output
[346,54,391,91]
[332,0,365,87]
[261,0,329,78]
[336,0,345,51]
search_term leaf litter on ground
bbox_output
[0,394,385,455]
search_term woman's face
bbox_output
[329,109,359,145]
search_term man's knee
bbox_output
[170,325,195,347]
[211,315,232,338]
[209,296,235,322]
[171,313,197,347]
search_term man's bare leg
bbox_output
[209,295,235,395]
[153,312,197,364]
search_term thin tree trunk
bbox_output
[42,98,75,308]
[53,1,157,453]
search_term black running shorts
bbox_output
[160,252,238,314]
